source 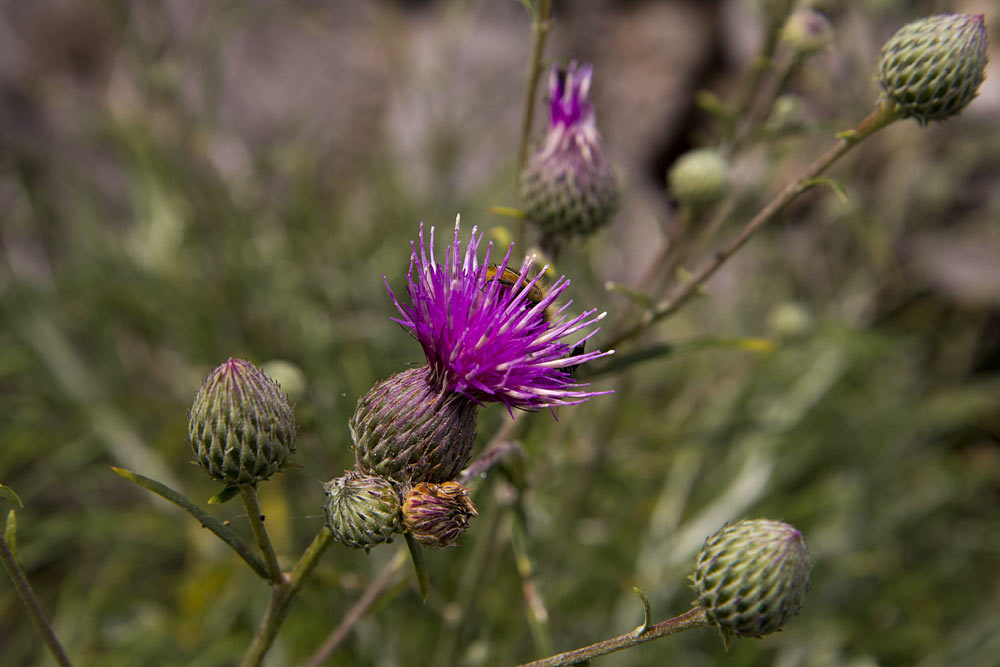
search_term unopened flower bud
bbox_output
[878,13,988,125]
[188,358,295,486]
[692,519,811,645]
[521,62,619,238]
[351,366,478,484]
[402,481,477,547]
[668,148,730,212]
[780,10,833,56]
[324,471,402,549]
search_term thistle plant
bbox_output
[5,5,991,667]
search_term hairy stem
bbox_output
[241,485,281,582]
[515,607,708,667]
[0,534,73,667]
[606,102,897,350]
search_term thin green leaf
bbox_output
[0,484,24,508]
[109,467,270,580]
[632,586,652,635]
[5,510,16,561]
[208,485,241,505]
[604,281,655,308]
[800,177,848,204]
[487,205,526,221]
[404,532,429,603]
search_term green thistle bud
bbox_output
[324,471,402,549]
[350,367,478,484]
[878,13,989,125]
[188,358,295,486]
[780,10,833,56]
[402,481,478,547]
[692,519,811,645]
[668,148,730,212]
[521,62,620,238]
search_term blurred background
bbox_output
[2,1,999,665]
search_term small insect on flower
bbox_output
[484,263,552,321]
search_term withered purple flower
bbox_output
[387,218,612,412]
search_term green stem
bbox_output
[606,102,897,351]
[515,0,552,245]
[0,534,73,667]
[240,485,281,582]
[509,498,553,656]
[241,527,333,667]
[515,607,708,667]
[516,0,552,176]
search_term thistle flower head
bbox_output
[351,366,478,483]
[878,13,989,125]
[521,62,619,237]
[692,519,811,646]
[188,358,295,486]
[324,471,402,550]
[402,481,478,548]
[387,218,612,412]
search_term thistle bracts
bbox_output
[521,62,619,238]
[878,14,988,125]
[351,366,478,484]
[188,358,295,486]
[402,481,477,547]
[692,519,811,645]
[324,471,403,549]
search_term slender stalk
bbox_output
[516,0,553,175]
[515,0,553,245]
[241,527,334,667]
[241,485,281,582]
[605,103,897,350]
[304,551,408,667]
[509,498,553,656]
[515,607,708,667]
[0,534,73,667]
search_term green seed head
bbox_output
[188,358,295,486]
[668,148,730,212]
[692,519,811,645]
[402,481,478,548]
[878,13,989,125]
[351,367,478,484]
[324,471,402,549]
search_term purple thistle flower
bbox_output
[521,62,619,238]
[387,217,612,412]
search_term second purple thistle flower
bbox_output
[388,217,613,412]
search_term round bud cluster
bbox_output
[692,519,811,643]
[402,481,478,547]
[878,13,988,125]
[188,358,295,486]
[323,471,403,550]
[668,148,730,213]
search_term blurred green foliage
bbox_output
[2,1,999,666]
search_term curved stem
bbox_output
[240,485,281,582]
[515,607,708,667]
[605,102,897,351]
[0,534,73,667]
